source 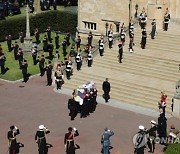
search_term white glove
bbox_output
[108,129,111,132]
[15,126,18,130]
[73,127,77,131]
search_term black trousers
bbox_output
[0,64,5,74]
[77,62,81,70]
[47,74,52,86]
[40,67,45,76]
[104,91,110,102]
[109,41,113,48]
[23,72,27,82]
[147,138,155,152]
[88,60,92,67]
[164,23,168,31]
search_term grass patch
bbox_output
[0,32,85,81]
[165,144,180,154]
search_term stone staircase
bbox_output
[62,26,180,113]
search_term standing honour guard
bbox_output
[66,57,73,80]
[64,127,79,154]
[164,8,170,31]
[35,125,51,154]
[38,55,45,76]
[99,36,104,56]
[151,19,156,39]
[141,28,147,49]
[108,31,113,49]
[139,8,147,29]
[87,31,93,48]
[54,65,63,90]
[21,59,28,82]
[7,125,24,154]
[31,46,38,65]
[118,41,123,63]
[87,51,93,67]
[45,60,53,86]
[75,52,82,71]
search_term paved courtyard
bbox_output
[0,76,180,154]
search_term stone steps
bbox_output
[61,26,178,114]
[64,74,172,112]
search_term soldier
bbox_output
[55,33,60,49]
[151,19,156,39]
[139,8,147,29]
[101,128,114,154]
[76,35,81,51]
[129,35,134,53]
[147,120,157,153]
[120,30,126,46]
[35,125,50,154]
[45,61,53,86]
[19,32,24,43]
[157,110,167,145]
[47,43,54,60]
[6,34,12,52]
[118,41,123,63]
[7,125,23,154]
[43,35,48,52]
[75,52,82,71]
[87,31,93,48]
[141,29,147,49]
[99,38,104,56]
[66,58,72,80]
[46,26,52,42]
[134,125,147,154]
[64,127,79,154]
[87,51,93,67]
[164,8,170,31]
[13,41,19,60]
[65,33,71,46]
[54,65,63,90]
[68,96,78,120]
[21,59,28,82]
[62,38,67,58]
[102,78,111,103]
[34,28,40,44]
[108,32,113,49]
[17,48,23,69]
[0,53,6,74]
[32,46,38,65]
[38,55,45,76]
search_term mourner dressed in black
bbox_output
[38,55,45,76]
[0,53,6,74]
[46,61,53,86]
[17,48,23,68]
[35,125,51,154]
[34,28,40,44]
[64,127,79,154]
[55,33,60,49]
[7,125,23,154]
[13,41,19,60]
[102,78,111,102]
[68,96,78,120]
[76,36,81,51]
[21,60,28,82]
[32,46,38,65]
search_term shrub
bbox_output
[0,11,77,42]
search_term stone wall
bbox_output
[78,0,180,34]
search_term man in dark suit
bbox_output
[102,78,111,103]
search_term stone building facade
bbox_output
[77,0,180,35]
